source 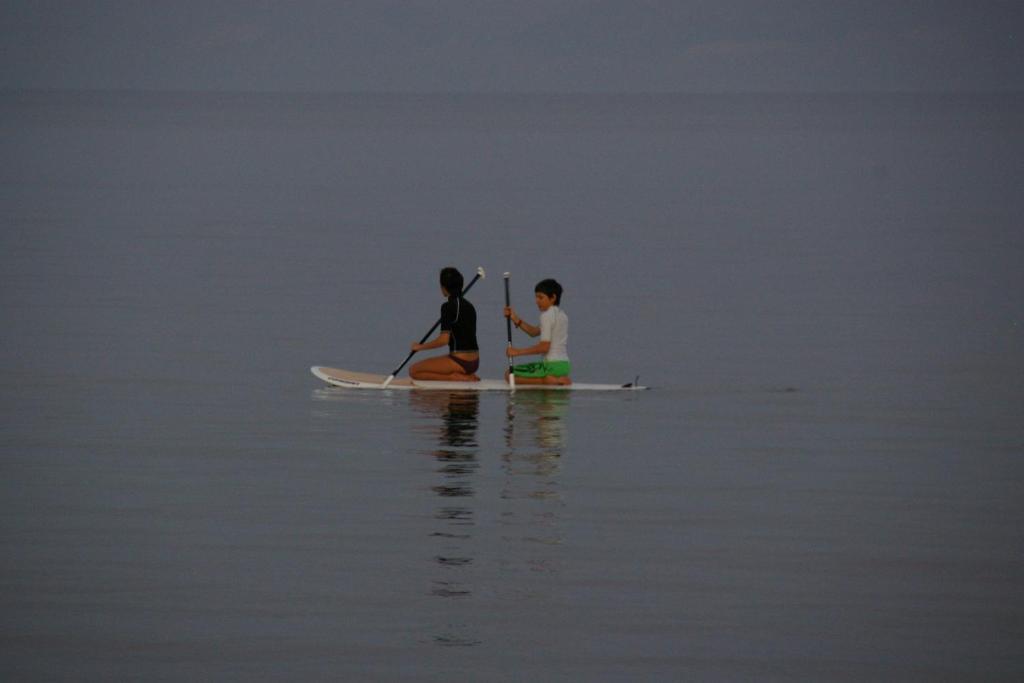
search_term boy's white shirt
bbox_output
[539,305,569,362]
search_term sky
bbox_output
[2,0,1022,92]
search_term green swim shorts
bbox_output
[512,360,571,378]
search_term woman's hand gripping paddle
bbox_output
[381,267,485,388]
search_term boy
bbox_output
[503,278,571,386]
[410,267,480,382]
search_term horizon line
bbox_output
[3,86,1023,98]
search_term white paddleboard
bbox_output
[311,366,647,391]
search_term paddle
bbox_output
[504,272,515,390]
[381,266,485,388]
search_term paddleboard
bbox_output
[311,366,647,391]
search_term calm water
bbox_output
[2,91,1023,680]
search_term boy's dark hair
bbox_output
[535,278,563,305]
[440,267,464,295]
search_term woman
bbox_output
[409,267,480,382]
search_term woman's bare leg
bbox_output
[411,355,479,381]
[414,371,479,381]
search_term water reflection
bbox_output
[409,390,482,647]
[505,390,569,455]
[501,391,567,576]
[310,386,407,410]
[408,389,571,647]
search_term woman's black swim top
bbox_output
[440,295,478,352]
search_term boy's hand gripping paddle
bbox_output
[382,266,485,388]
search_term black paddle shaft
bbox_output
[390,271,483,377]
[504,274,514,369]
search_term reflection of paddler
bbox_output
[410,391,480,448]
[411,390,481,614]
[508,390,569,453]
[500,391,565,545]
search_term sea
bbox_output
[2,90,1022,681]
